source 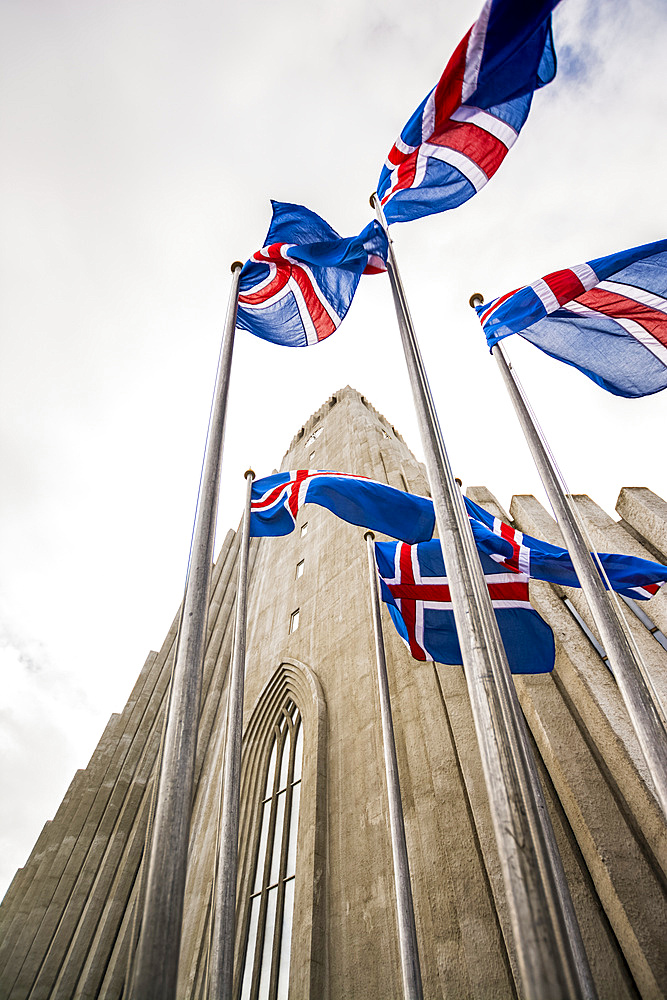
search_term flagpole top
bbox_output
[231,261,244,273]
[364,530,376,541]
[455,478,462,487]
[369,193,377,208]
[469,292,484,308]
[244,469,255,481]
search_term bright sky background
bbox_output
[1,0,666,897]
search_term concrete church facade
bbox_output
[1,385,666,999]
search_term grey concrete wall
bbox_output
[1,387,666,999]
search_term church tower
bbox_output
[1,386,666,999]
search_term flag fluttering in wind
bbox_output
[250,470,435,544]
[374,494,667,674]
[464,496,667,600]
[251,468,667,598]
[475,239,667,398]
[236,201,387,348]
[377,0,559,225]
[375,538,555,673]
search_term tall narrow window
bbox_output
[235,661,327,1000]
[289,609,300,634]
[300,523,308,538]
[295,560,304,580]
[239,702,304,1000]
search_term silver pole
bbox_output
[365,531,424,1000]
[129,262,244,1000]
[479,320,667,819]
[209,469,255,999]
[371,195,595,1000]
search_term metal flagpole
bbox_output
[469,303,667,819]
[365,531,424,1000]
[371,195,595,1000]
[129,261,244,1000]
[209,468,255,999]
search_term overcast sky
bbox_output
[2,0,666,897]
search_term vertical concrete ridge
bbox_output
[515,666,667,995]
[0,632,179,996]
[5,650,176,1000]
[200,529,243,674]
[432,662,522,995]
[93,842,148,1000]
[174,585,249,999]
[28,632,186,999]
[0,819,57,941]
[567,495,667,716]
[616,487,667,564]
[524,714,642,1000]
[0,727,119,940]
[205,529,236,644]
[70,826,146,1000]
[46,723,167,1000]
[0,787,82,940]
[0,767,90,944]
[442,484,667,997]
[198,527,240,701]
[0,722,122,984]
[510,493,667,871]
[465,486,511,523]
[191,538,262,798]
[506,495,667,995]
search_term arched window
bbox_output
[239,701,303,1000]
[234,660,326,1000]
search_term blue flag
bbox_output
[250,468,667,600]
[236,202,388,348]
[475,239,667,397]
[376,499,667,673]
[464,496,667,600]
[375,537,555,674]
[377,0,558,224]
[250,470,435,545]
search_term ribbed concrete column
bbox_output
[617,488,667,563]
[469,487,667,998]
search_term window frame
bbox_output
[239,705,303,1000]
[233,660,327,1000]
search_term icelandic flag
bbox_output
[236,201,388,348]
[250,470,435,544]
[374,493,667,673]
[377,0,559,225]
[464,496,667,601]
[375,538,555,673]
[475,239,667,397]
